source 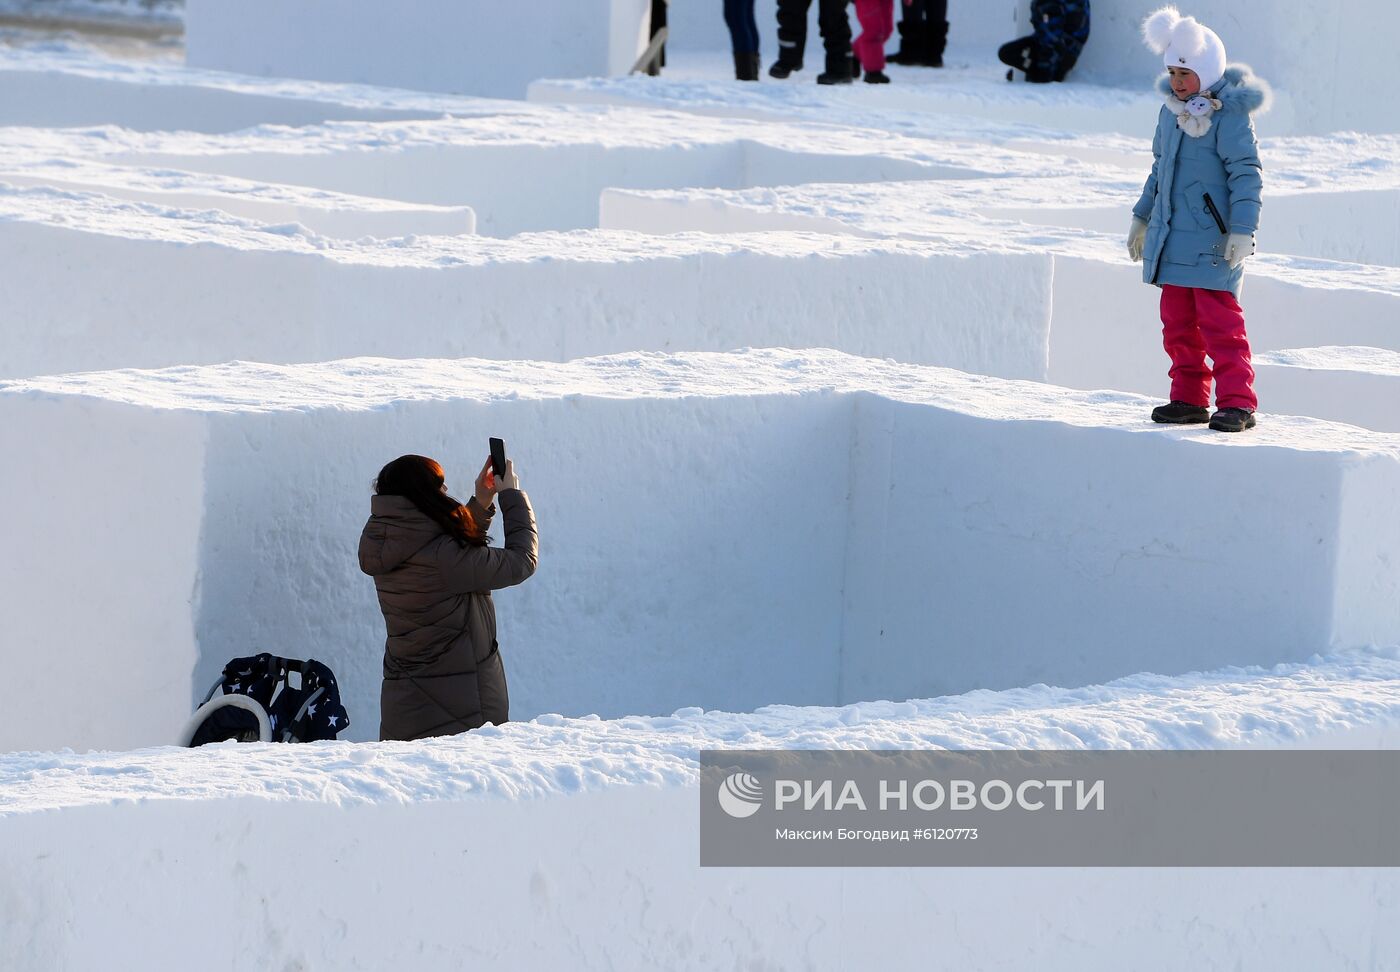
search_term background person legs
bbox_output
[816,0,855,84]
[999,0,1091,83]
[724,0,761,80]
[852,0,895,81]
[646,0,666,75]
[891,0,947,67]
[770,0,811,77]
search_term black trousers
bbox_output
[775,0,852,69]
[896,0,948,58]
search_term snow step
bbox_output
[2,348,1398,753]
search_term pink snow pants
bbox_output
[1160,284,1258,411]
[852,0,895,73]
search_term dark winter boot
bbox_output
[926,18,948,67]
[816,56,853,84]
[889,18,927,65]
[1209,407,1257,432]
[734,52,761,81]
[864,69,890,83]
[1151,401,1210,425]
[768,55,802,78]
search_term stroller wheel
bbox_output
[179,693,272,747]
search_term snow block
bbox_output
[0,189,1051,380]
[0,165,475,240]
[87,112,990,236]
[1045,255,1400,412]
[0,45,487,133]
[185,0,652,101]
[601,184,1400,415]
[1254,348,1400,434]
[4,654,1400,968]
[988,189,1400,269]
[3,350,1400,753]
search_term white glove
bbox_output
[1224,232,1255,269]
[1127,217,1147,262]
[496,459,521,492]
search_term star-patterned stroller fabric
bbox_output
[182,653,350,746]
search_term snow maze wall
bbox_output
[4,14,1400,969]
[602,179,1400,433]
[3,3,1399,770]
[7,350,1400,753]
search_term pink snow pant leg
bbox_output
[852,0,895,72]
[1159,284,1258,412]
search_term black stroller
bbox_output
[179,653,350,746]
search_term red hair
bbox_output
[374,455,484,547]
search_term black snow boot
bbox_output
[817,53,853,85]
[768,55,802,78]
[1209,408,1257,432]
[734,52,761,81]
[864,69,890,83]
[926,17,948,67]
[889,19,926,65]
[1151,401,1210,425]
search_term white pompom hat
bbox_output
[1142,6,1227,94]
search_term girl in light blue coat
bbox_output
[1127,6,1272,432]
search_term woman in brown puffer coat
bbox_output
[358,453,538,741]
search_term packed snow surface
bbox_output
[1258,346,1400,378]
[11,346,1399,447]
[5,652,1400,970]
[7,650,1400,812]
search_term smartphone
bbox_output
[489,437,507,481]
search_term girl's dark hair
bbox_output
[374,455,484,548]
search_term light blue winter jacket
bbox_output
[1132,64,1272,296]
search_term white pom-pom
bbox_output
[1141,6,1181,53]
[1170,15,1207,56]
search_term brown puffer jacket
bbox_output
[358,488,538,741]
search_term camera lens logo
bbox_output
[717,772,764,819]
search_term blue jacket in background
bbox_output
[1030,0,1090,81]
[1133,65,1272,296]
